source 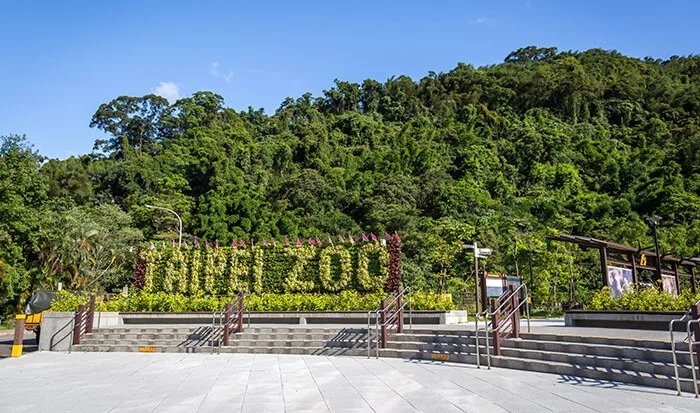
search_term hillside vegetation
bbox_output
[1,46,699,317]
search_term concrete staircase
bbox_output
[381,329,699,393]
[72,325,699,394]
[72,326,371,356]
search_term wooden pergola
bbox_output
[546,234,698,294]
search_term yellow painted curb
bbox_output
[11,344,23,357]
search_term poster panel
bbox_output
[607,266,633,298]
[661,274,678,297]
[485,275,506,298]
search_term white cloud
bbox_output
[210,61,233,83]
[153,81,180,104]
[471,17,487,24]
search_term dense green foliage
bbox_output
[50,290,454,312]
[2,46,700,317]
[140,244,389,294]
[588,287,700,312]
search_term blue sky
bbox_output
[1,0,698,159]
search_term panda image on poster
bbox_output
[607,266,633,298]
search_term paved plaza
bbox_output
[1,351,698,412]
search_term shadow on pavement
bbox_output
[0,334,37,359]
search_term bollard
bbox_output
[12,314,26,357]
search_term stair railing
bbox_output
[475,283,530,369]
[211,291,248,349]
[670,298,700,396]
[72,295,96,346]
[686,319,700,397]
[367,286,412,358]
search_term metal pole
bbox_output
[145,205,183,248]
[409,289,413,329]
[474,242,480,315]
[653,223,662,280]
[527,241,534,288]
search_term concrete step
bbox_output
[389,333,478,344]
[72,344,212,353]
[499,346,697,380]
[386,340,486,354]
[377,344,698,394]
[85,333,213,341]
[92,327,206,334]
[519,333,674,351]
[501,339,691,365]
[228,339,370,349]
[232,333,368,341]
[489,355,698,394]
[377,348,487,365]
[80,338,213,347]
[241,327,368,334]
[72,344,367,357]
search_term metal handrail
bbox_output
[367,286,412,358]
[686,319,699,398]
[475,284,530,369]
[367,305,381,358]
[72,295,97,347]
[211,292,248,348]
[669,298,700,395]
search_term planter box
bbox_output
[119,310,468,325]
[565,310,686,331]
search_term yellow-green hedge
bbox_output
[51,290,455,312]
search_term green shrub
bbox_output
[50,290,454,312]
[588,286,700,312]
[50,290,91,312]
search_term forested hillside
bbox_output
[1,47,699,318]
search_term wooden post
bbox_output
[691,266,697,295]
[397,290,403,333]
[86,297,95,334]
[380,299,387,349]
[73,305,84,345]
[481,272,490,316]
[600,247,609,286]
[223,304,231,346]
[691,303,700,372]
[236,292,244,333]
[629,253,638,284]
[491,299,500,356]
[510,286,520,339]
[673,262,680,294]
[12,314,25,357]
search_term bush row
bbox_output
[50,290,455,312]
[588,286,700,312]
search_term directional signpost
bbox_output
[463,242,493,314]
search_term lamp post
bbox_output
[527,240,534,288]
[646,214,662,280]
[146,205,182,248]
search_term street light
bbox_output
[646,214,662,279]
[145,205,182,248]
[527,240,534,289]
